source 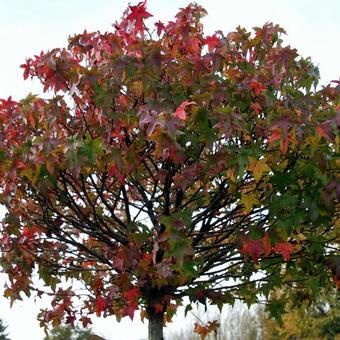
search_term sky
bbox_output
[0,0,339,339]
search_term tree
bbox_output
[43,324,96,340]
[0,319,10,340]
[0,2,339,340]
[261,289,340,340]
[44,326,102,340]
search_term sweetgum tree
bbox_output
[0,2,339,339]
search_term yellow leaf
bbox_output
[306,135,320,152]
[226,168,236,182]
[132,80,143,97]
[247,157,271,182]
[240,193,260,213]
[20,168,34,180]
[4,288,13,298]
[278,159,288,171]
[335,158,340,169]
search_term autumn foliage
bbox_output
[0,1,339,338]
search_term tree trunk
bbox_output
[148,310,164,340]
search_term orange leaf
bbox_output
[250,80,266,96]
[273,242,294,261]
[194,320,220,339]
[268,128,281,144]
[280,137,289,155]
[333,275,340,290]
[263,233,272,257]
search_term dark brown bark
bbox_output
[148,310,164,340]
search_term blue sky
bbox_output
[0,1,339,339]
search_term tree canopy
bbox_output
[262,289,340,340]
[43,324,95,340]
[0,319,10,340]
[0,2,339,339]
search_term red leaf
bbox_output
[22,225,36,240]
[268,128,281,144]
[90,278,103,293]
[250,80,266,96]
[0,96,18,111]
[273,242,294,261]
[155,20,165,36]
[80,316,92,328]
[251,102,262,115]
[111,251,125,272]
[174,100,195,120]
[194,290,206,303]
[316,123,334,143]
[108,164,125,184]
[123,302,138,320]
[20,63,30,80]
[14,160,26,169]
[124,287,140,301]
[66,314,76,327]
[126,1,153,35]
[188,37,201,55]
[240,239,263,264]
[204,34,220,52]
[95,296,107,317]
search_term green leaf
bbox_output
[266,298,285,325]
[184,304,192,316]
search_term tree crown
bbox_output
[0,1,339,333]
